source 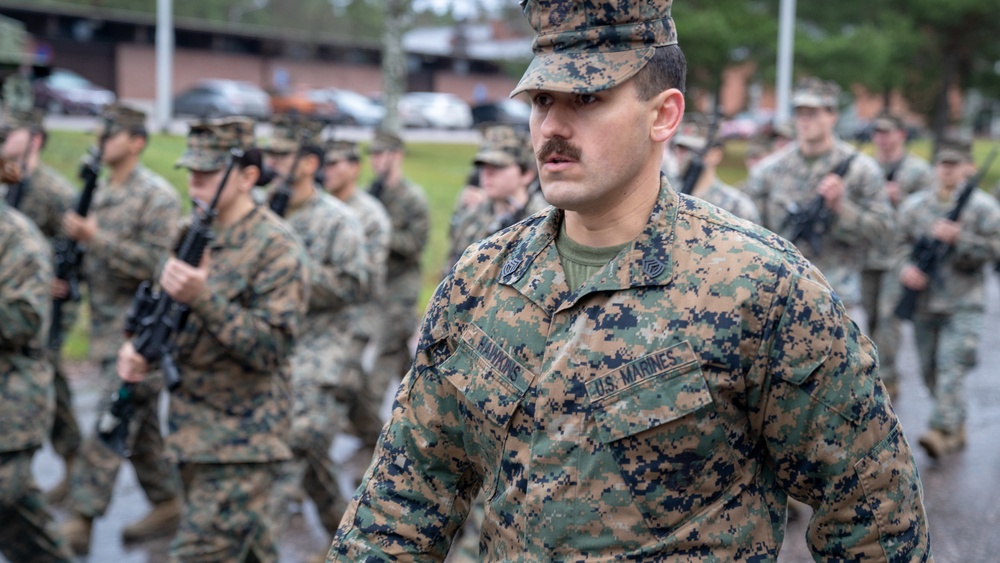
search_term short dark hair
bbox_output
[632,45,687,101]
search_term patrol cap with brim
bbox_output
[94,103,147,137]
[934,139,973,164]
[511,0,678,97]
[873,113,905,133]
[323,140,360,163]
[368,129,404,153]
[259,114,326,154]
[673,114,709,152]
[473,125,531,168]
[175,117,255,171]
[0,107,45,134]
[791,77,841,109]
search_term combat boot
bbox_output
[918,428,965,459]
[45,453,75,505]
[60,514,93,555]
[121,497,182,543]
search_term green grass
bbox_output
[44,130,1000,360]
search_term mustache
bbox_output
[536,138,582,163]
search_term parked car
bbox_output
[173,79,271,119]
[311,88,385,126]
[268,86,337,118]
[399,92,473,130]
[33,68,115,115]
[471,99,530,130]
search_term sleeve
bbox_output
[332,276,479,561]
[830,158,893,248]
[389,187,430,260]
[308,216,368,312]
[0,225,51,348]
[752,272,930,561]
[742,169,772,230]
[951,195,1000,267]
[188,231,309,374]
[88,186,180,282]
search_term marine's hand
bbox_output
[931,219,961,245]
[52,279,70,299]
[160,255,210,305]
[117,342,149,383]
[900,264,929,291]
[816,173,845,213]
[62,211,97,242]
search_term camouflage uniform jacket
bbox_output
[285,188,367,386]
[745,141,892,306]
[867,153,935,271]
[167,205,308,463]
[5,163,76,241]
[341,189,391,340]
[372,177,429,281]
[333,178,929,561]
[0,205,54,451]
[445,190,550,275]
[84,164,181,360]
[893,187,1000,314]
[693,178,761,224]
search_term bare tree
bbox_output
[381,0,413,133]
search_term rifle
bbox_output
[268,120,322,217]
[679,103,723,196]
[893,145,999,321]
[48,122,111,350]
[780,151,858,256]
[4,132,34,209]
[97,148,243,457]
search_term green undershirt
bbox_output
[555,223,629,291]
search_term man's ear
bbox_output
[651,88,685,144]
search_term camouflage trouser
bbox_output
[49,355,81,459]
[873,267,905,388]
[0,448,74,562]
[369,292,418,408]
[68,358,179,518]
[342,335,385,447]
[912,310,982,433]
[272,382,348,536]
[172,461,279,563]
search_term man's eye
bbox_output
[577,94,598,105]
[532,94,552,107]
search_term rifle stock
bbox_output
[97,148,242,457]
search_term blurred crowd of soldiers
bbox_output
[0,70,998,562]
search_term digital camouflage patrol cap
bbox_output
[673,113,709,152]
[792,77,841,109]
[95,103,147,137]
[474,125,533,168]
[0,106,44,136]
[323,139,360,163]
[510,0,678,96]
[934,138,973,164]
[368,128,404,153]
[259,113,326,154]
[175,116,254,171]
[872,112,905,133]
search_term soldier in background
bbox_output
[365,129,429,412]
[893,139,1000,459]
[58,104,183,554]
[444,124,548,275]
[117,117,309,561]
[0,108,81,500]
[260,117,368,556]
[321,139,391,453]
[745,77,891,311]
[672,114,760,223]
[0,192,74,563]
[867,112,935,398]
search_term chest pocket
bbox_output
[438,325,528,497]
[588,341,736,533]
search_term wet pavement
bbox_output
[9,271,1000,562]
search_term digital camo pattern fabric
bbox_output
[0,204,54,451]
[285,189,367,388]
[745,140,892,307]
[445,189,550,275]
[342,189,391,342]
[167,205,308,463]
[8,163,76,240]
[84,164,181,361]
[695,178,761,224]
[891,187,1000,314]
[867,153,935,270]
[332,178,930,561]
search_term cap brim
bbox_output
[935,150,968,164]
[792,93,836,108]
[510,47,655,97]
[474,149,517,167]
[674,134,706,152]
[259,138,297,153]
[175,149,228,171]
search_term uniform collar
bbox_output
[498,176,678,315]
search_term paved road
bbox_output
[11,276,1000,560]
